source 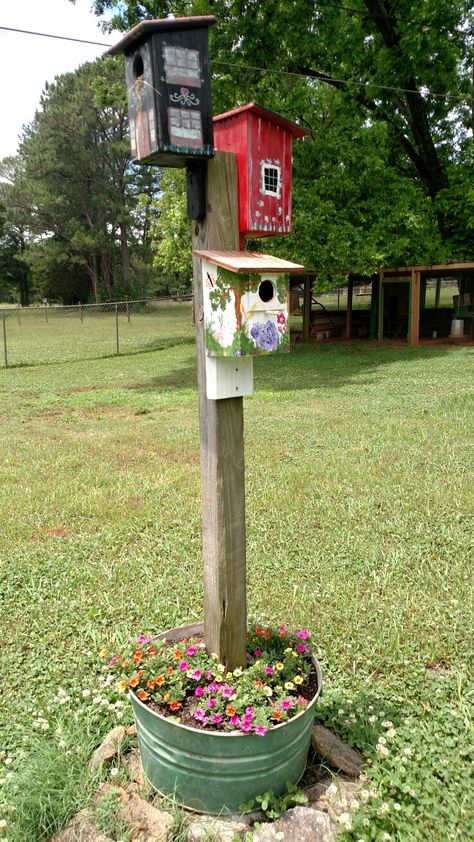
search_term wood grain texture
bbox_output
[192,152,247,670]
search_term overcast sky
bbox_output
[0,0,122,160]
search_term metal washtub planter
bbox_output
[130,623,323,814]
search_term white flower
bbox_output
[41,722,49,731]
[0,820,6,829]
[382,720,393,729]
[263,686,273,697]
[368,714,378,724]
[376,743,389,760]
[360,789,370,803]
[386,728,397,740]
[110,768,119,778]
[338,708,345,716]
[394,802,401,811]
[4,759,12,767]
[378,736,387,745]
[338,812,352,830]
[58,740,66,750]
[82,689,91,698]
[403,747,412,756]
[350,799,360,810]
[378,802,390,816]
[383,834,392,841]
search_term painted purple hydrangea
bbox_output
[250,320,280,351]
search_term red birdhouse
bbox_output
[213,103,309,240]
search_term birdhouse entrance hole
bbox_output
[258,279,275,303]
[133,54,144,79]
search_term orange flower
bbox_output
[173,649,184,660]
[133,651,143,665]
[169,701,181,711]
[167,666,174,675]
[147,647,158,657]
[264,628,271,639]
[136,689,149,701]
[146,679,155,690]
[163,693,171,702]
[225,706,237,717]
[255,627,263,635]
[255,680,264,689]
[271,710,282,721]
[155,675,166,686]
[121,659,130,667]
[129,676,140,688]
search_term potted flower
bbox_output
[105,622,322,814]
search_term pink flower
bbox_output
[229,715,240,726]
[277,313,286,325]
[205,670,213,680]
[296,644,307,653]
[207,682,219,694]
[186,646,197,656]
[254,649,262,657]
[265,666,274,675]
[212,714,223,724]
[179,661,189,672]
[194,687,204,697]
[221,686,233,698]
[281,699,291,710]
[254,725,268,736]
[297,629,310,640]
[193,708,207,722]
[245,706,254,714]
[297,696,308,706]
[207,698,216,708]
[189,669,202,681]
[240,721,253,732]
[278,625,287,633]
[107,655,120,667]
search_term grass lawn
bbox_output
[0,340,472,840]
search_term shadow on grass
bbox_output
[128,340,467,395]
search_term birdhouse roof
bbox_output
[193,250,306,274]
[108,15,216,55]
[213,103,310,139]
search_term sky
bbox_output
[0,0,122,161]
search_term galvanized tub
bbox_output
[130,622,323,814]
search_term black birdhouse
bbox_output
[109,16,215,167]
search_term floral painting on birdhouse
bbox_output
[202,263,289,357]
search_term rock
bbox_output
[50,808,114,842]
[88,726,127,772]
[309,779,363,822]
[124,747,146,789]
[312,725,365,777]
[96,785,173,841]
[187,816,249,841]
[127,724,137,736]
[253,806,337,842]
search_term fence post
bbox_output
[126,296,130,323]
[2,311,7,368]
[17,303,21,326]
[44,301,48,323]
[115,303,120,355]
[337,288,340,310]
[79,302,84,324]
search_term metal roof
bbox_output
[193,250,306,273]
[213,103,310,139]
[108,16,216,55]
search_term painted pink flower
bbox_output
[254,725,268,736]
[297,629,310,640]
[277,313,286,325]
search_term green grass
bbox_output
[1,301,194,367]
[0,340,472,840]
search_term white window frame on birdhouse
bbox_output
[261,161,282,198]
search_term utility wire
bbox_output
[0,25,110,47]
[1,23,472,104]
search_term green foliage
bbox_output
[151,169,192,295]
[240,781,309,819]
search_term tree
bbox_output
[87,0,474,279]
[9,56,160,303]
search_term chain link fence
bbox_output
[0,297,194,368]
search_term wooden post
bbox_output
[409,269,421,346]
[192,151,247,671]
[346,277,354,339]
[434,278,441,309]
[303,275,312,342]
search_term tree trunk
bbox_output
[119,221,131,295]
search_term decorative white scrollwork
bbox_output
[169,87,200,107]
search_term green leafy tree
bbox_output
[87,0,474,280]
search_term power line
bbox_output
[0,25,110,47]
[1,23,472,105]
